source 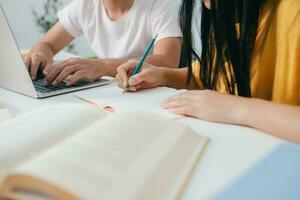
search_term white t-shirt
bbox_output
[58,0,182,59]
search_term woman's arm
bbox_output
[162,90,300,144]
[243,99,300,144]
[162,67,200,90]
[116,60,200,91]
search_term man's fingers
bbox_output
[45,64,70,84]
[48,61,66,74]
[52,65,84,85]
[30,56,44,80]
[43,62,53,76]
[46,58,87,84]
[66,70,89,86]
[25,56,32,71]
[52,58,78,69]
[48,58,76,75]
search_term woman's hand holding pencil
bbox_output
[116,60,165,92]
[117,35,160,93]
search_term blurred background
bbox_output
[0,0,202,60]
[0,0,94,57]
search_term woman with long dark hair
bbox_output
[116,0,300,143]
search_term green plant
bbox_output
[32,0,76,53]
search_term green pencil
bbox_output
[125,34,158,90]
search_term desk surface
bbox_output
[0,81,283,200]
[0,50,285,200]
[213,143,300,200]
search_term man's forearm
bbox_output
[30,42,55,60]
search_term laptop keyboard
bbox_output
[33,77,70,93]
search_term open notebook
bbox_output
[0,104,209,200]
[75,86,188,119]
[0,101,12,123]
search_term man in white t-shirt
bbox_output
[26,0,182,86]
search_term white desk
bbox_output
[0,81,283,200]
[0,49,284,200]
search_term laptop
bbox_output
[0,4,111,99]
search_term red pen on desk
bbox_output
[73,95,116,113]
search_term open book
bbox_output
[0,104,209,200]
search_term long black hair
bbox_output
[180,0,263,97]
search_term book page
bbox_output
[2,110,208,200]
[76,85,187,119]
[0,104,107,179]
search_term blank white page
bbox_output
[76,85,186,119]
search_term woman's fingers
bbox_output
[117,59,139,87]
[161,91,204,118]
[116,67,127,87]
[162,97,195,110]
[116,74,124,89]
[128,73,146,86]
[117,60,163,92]
[162,90,230,120]
[128,82,147,91]
[163,97,198,117]
[128,66,157,87]
[167,106,192,116]
[162,92,195,107]
[163,90,209,104]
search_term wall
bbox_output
[0,0,93,57]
